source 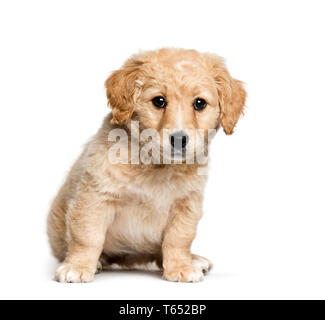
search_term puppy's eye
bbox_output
[152,96,167,109]
[193,98,207,111]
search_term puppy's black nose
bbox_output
[170,131,189,150]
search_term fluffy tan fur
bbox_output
[48,48,246,283]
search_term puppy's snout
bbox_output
[170,131,189,150]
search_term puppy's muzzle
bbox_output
[169,131,189,152]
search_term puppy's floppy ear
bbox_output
[219,77,246,135]
[205,54,246,135]
[105,57,143,125]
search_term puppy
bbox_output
[48,48,246,283]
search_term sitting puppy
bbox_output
[48,48,246,283]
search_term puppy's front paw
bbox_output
[163,265,204,283]
[55,263,95,283]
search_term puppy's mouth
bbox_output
[171,147,187,159]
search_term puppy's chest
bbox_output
[124,173,200,213]
[104,182,184,255]
[103,170,206,255]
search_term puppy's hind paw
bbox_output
[55,263,95,283]
[192,254,213,274]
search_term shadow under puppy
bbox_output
[48,48,246,283]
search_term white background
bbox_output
[0,0,324,300]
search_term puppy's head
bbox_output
[105,48,246,161]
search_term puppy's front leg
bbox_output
[162,194,204,282]
[55,193,112,283]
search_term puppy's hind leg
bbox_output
[47,193,69,263]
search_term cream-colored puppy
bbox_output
[48,48,246,283]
